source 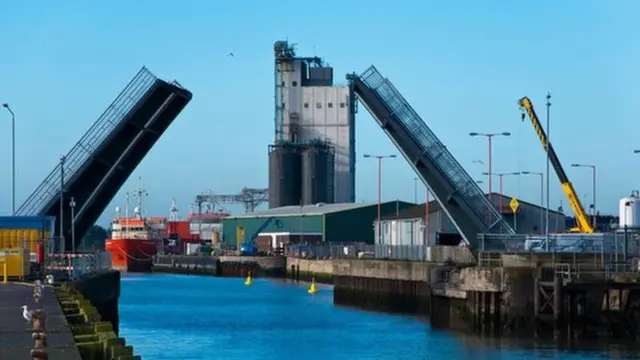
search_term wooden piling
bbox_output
[553,274,563,339]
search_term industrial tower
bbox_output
[270,40,356,207]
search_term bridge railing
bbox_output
[16,67,159,216]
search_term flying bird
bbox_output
[22,305,33,324]
[226,52,234,57]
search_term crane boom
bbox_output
[519,97,594,233]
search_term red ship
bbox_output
[105,181,166,272]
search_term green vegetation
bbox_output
[78,225,109,251]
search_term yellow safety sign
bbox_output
[509,197,519,213]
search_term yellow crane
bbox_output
[519,97,594,233]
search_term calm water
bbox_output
[119,274,638,360]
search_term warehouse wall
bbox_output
[221,215,323,245]
[500,208,565,234]
[325,201,414,244]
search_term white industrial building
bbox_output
[274,41,355,203]
[375,193,567,246]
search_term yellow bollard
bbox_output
[2,262,7,284]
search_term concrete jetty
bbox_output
[0,283,81,359]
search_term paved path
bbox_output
[0,283,81,360]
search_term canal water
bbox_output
[120,274,637,360]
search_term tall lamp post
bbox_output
[70,197,76,254]
[570,163,597,229]
[482,172,519,214]
[545,92,551,250]
[363,154,396,244]
[469,132,511,202]
[2,103,15,215]
[521,171,544,233]
[425,187,430,245]
[59,155,66,254]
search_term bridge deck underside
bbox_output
[349,66,513,251]
[22,79,192,251]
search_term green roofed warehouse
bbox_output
[220,201,414,251]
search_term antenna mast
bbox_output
[134,176,148,218]
[125,192,130,238]
[169,199,179,221]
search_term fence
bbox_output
[477,232,640,281]
[286,244,430,261]
[154,254,218,267]
[46,251,112,280]
[478,233,640,257]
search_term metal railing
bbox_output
[47,251,112,280]
[478,233,640,255]
[17,67,159,216]
[358,66,513,235]
[477,232,640,281]
[286,244,430,261]
[154,254,219,267]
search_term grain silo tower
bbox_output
[270,40,355,207]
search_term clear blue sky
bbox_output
[0,0,638,226]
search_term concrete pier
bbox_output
[0,284,82,359]
[153,247,640,339]
[153,255,287,278]
[287,250,640,339]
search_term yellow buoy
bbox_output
[244,272,253,286]
[308,277,318,295]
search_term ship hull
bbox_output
[105,238,160,273]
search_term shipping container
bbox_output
[0,216,55,254]
[0,248,30,278]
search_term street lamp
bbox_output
[482,172,520,214]
[69,197,76,255]
[545,92,551,250]
[469,132,511,202]
[521,171,544,233]
[59,155,66,254]
[2,103,15,215]
[571,163,597,229]
[363,154,397,244]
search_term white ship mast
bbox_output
[133,176,148,220]
[169,199,179,221]
[125,192,130,238]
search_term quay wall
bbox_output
[286,258,333,283]
[71,270,121,335]
[152,255,286,277]
[332,259,434,314]
[153,251,640,339]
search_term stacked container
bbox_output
[0,216,55,278]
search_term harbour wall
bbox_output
[153,255,286,277]
[153,250,640,339]
[70,270,121,335]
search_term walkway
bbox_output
[0,283,81,359]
